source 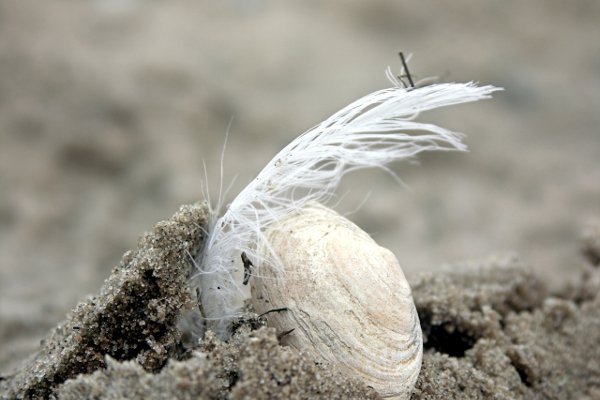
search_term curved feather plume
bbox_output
[195,77,501,338]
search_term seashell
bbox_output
[251,203,423,399]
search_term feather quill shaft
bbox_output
[196,80,501,338]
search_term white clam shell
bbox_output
[251,203,423,399]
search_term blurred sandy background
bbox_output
[1,0,599,374]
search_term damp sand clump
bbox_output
[1,204,209,399]
[412,253,600,399]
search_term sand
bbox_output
[1,204,208,399]
[412,254,600,399]
[2,207,598,399]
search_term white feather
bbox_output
[195,77,501,338]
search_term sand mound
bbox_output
[2,206,599,399]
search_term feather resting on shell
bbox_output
[193,67,500,398]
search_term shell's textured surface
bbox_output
[251,203,423,399]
